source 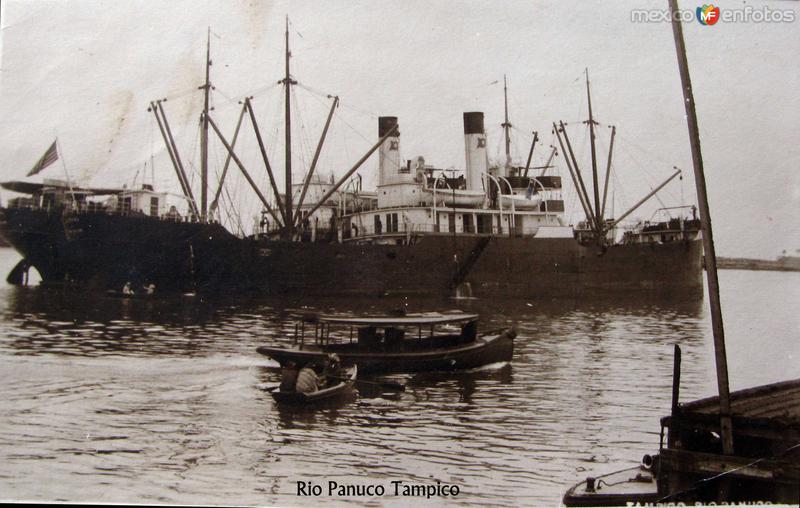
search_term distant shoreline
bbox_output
[717,256,800,272]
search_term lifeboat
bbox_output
[424,188,486,208]
[499,193,543,210]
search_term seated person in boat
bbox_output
[384,327,405,350]
[460,321,478,343]
[319,353,342,387]
[358,326,380,347]
[295,363,319,394]
[279,361,300,392]
[293,355,340,393]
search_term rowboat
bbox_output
[256,313,515,374]
[270,365,357,405]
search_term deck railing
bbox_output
[5,199,196,223]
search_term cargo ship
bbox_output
[0,22,703,299]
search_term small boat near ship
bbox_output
[256,313,515,375]
[270,365,357,406]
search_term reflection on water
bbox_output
[0,248,796,506]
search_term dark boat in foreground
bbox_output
[270,365,357,406]
[564,374,800,506]
[256,313,515,374]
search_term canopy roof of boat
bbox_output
[1,180,122,196]
[680,377,800,423]
[316,313,479,327]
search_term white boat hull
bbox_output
[425,188,485,208]
[499,194,542,210]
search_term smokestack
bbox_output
[378,116,401,186]
[463,112,488,190]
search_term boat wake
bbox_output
[462,361,510,373]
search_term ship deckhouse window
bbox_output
[464,214,474,234]
[477,214,491,234]
[150,197,159,216]
[386,213,399,233]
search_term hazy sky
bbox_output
[0,0,798,258]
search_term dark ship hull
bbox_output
[0,207,703,298]
[254,233,702,298]
[0,207,250,294]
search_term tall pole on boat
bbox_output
[200,27,211,222]
[668,0,734,455]
[585,69,602,231]
[283,16,295,240]
[502,75,512,172]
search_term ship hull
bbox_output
[0,207,703,299]
[249,235,703,299]
[0,207,250,293]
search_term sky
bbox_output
[0,0,798,258]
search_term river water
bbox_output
[0,247,796,506]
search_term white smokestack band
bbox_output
[463,112,488,191]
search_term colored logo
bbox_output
[697,4,721,25]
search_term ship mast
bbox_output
[282,16,295,240]
[669,0,734,455]
[200,27,211,222]
[502,75,512,170]
[585,69,601,231]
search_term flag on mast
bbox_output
[26,140,59,177]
